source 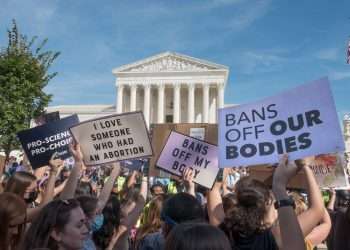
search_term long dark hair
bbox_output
[5,171,36,198]
[0,192,27,250]
[221,177,271,239]
[21,199,80,250]
[165,222,231,250]
[93,194,121,249]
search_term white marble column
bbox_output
[202,84,210,123]
[188,84,195,123]
[157,84,165,123]
[130,85,137,111]
[116,84,124,113]
[144,84,151,126]
[173,84,181,123]
[217,83,225,109]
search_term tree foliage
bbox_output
[0,20,60,158]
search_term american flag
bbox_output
[347,40,350,64]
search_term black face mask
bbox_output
[24,191,38,204]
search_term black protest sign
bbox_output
[17,115,79,169]
[69,111,153,166]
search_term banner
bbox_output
[156,131,219,189]
[219,77,345,167]
[307,153,349,189]
[17,115,79,169]
[69,111,153,166]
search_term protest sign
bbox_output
[156,131,219,188]
[69,111,153,166]
[306,153,349,189]
[17,115,79,169]
[120,159,147,171]
[219,77,345,167]
[149,123,218,177]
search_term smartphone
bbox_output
[141,160,150,177]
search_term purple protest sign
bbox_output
[156,131,219,189]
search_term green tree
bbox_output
[0,20,60,169]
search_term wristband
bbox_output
[274,197,296,209]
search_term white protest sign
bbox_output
[219,77,345,167]
[70,112,153,166]
[190,128,205,140]
[156,131,219,189]
[307,153,349,189]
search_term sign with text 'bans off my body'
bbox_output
[219,77,345,167]
[70,112,153,166]
[156,131,219,189]
[17,115,79,169]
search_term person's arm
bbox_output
[183,168,195,197]
[60,143,83,199]
[327,188,336,211]
[273,155,306,250]
[306,209,331,246]
[108,175,148,249]
[27,154,63,221]
[96,163,121,212]
[54,179,68,196]
[296,162,324,236]
[207,181,225,226]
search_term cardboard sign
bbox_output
[17,115,79,169]
[70,112,153,166]
[156,131,219,189]
[219,77,345,167]
[307,153,349,189]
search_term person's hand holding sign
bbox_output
[69,142,83,165]
[183,168,195,197]
[49,152,64,175]
[272,155,306,250]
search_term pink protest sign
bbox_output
[156,131,219,189]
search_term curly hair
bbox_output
[221,177,271,239]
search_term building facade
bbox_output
[47,52,229,124]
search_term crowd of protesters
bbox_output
[0,143,349,250]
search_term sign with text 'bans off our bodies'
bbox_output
[69,112,153,166]
[156,131,219,189]
[17,115,79,169]
[219,77,345,167]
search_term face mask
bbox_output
[91,214,104,232]
[24,191,38,204]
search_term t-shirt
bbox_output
[222,228,278,250]
[138,232,165,250]
[327,209,350,250]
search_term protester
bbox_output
[326,188,350,249]
[21,199,89,250]
[164,222,231,250]
[0,192,27,250]
[134,194,167,249]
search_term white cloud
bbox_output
[239,50,286,74]
[227,0,272,31]
[315,47,339,61]
[329,70,350,81]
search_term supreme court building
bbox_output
[47,52,229,124]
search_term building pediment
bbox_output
[112,51,228,74]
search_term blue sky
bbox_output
[0,0,349,120]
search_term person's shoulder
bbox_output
[140,232,164,250]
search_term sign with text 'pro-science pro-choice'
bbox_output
[156,131,219,189]
[219,77,345,167]
[69,112,153,166]
[17,115,79,169]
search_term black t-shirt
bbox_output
[327,209,350,250]
[220,226,278,250]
